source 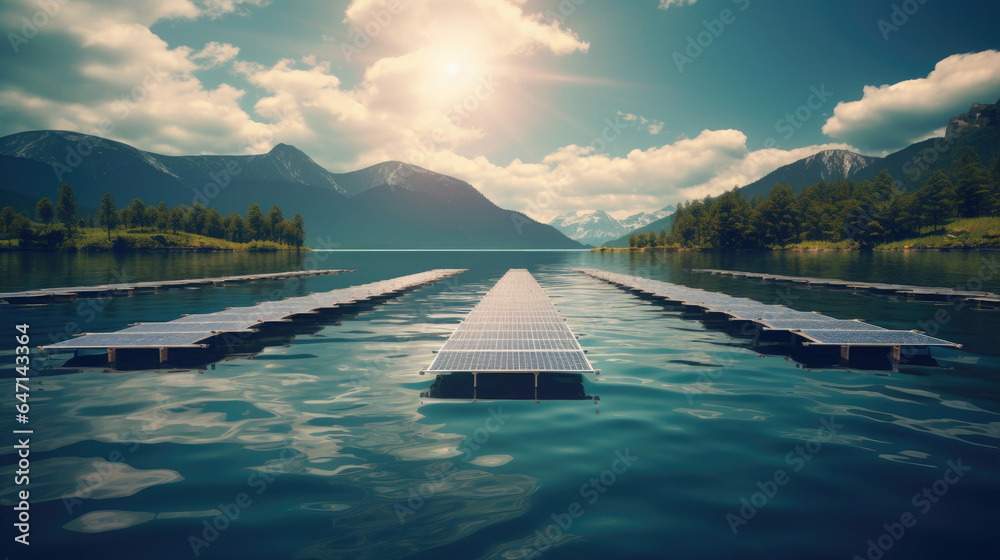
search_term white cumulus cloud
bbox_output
[822,50,1000,153]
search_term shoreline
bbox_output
[591,246,1000,253]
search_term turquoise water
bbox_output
[1,250,999,559]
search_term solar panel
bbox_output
[424,269,594,374]
[797,330,960,347]
[759,319,886,331]
[44,331,216,349]
[575,268,963,352]
[120,322,259,333]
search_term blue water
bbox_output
[1,250,999,559]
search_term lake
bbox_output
[1,249,998,559]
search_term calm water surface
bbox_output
[1,250,998,559]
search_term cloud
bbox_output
[658,0,697,9]
[192,42,240,68]
[822,50,1000,153]
[0,0,849,222]
[410,130,856,221]
[616,111,666,135]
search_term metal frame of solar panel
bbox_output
[424,269,594,374]
[575,269,963,353]
[42,269,466,353]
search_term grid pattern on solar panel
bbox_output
[43,269,465,350]
[431,351,591,372]
[798,330,957,346]
[120,322,260,333]
[440,338,581,351]
[577,268,962,349]
[425,269,593,373]
[759,320,886,331]
[48,332,218,348]
[447,329,577,341]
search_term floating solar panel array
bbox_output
[0,269,351,304]
[690,268,1000,309]
[423,269,595,374]
[577,268,961,350]
[41,269,466,361]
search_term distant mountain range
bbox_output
[547,207,674,246]
[739,98,1000,199]
[0,131,582,249]
[600,99,999,247]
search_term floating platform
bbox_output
[0,269,351,305]
[40,269,465,368]
[690,268,1000,309]
[421,269,596,401]
[577,268,962,370]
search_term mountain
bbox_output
[603,213,676,248]
[738,150,878,199]
[740,98,1000,197]
[548,210,626,246]
[547,205,675,246]
[619,205,675,231]
[0,130,582,249]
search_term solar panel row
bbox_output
[42,269,466,350]
[577,269,961,349]
[424,269,595,373]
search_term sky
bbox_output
[2,0,1000,222]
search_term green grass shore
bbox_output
[593,217,1000,252]
[1,227,308,252]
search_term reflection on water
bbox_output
[0,250,998,559]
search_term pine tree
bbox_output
[98,193,118,241]
[55,182,78,232]
[127,198,146,231]
[916,170,955,231]
[35,197,54,225]
[246,203,265,241]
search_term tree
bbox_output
[204,208,225,239]
[168,204,186,233]
[35,197,54,225]
[709,188,753,250]
[0,206,15,246]
[11,213,33,247]
[127,198,146,231]
[266,205,284,241]
[246,203,265,241]
[97,192,118,241]
[154,201,169,231]
[187,202,207,235]
[291,213,305,246]
[916,171,956,231]
[955,160,991,217]
[55,182,78,232]
[755,183,799,247]
[224,212,247,242]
